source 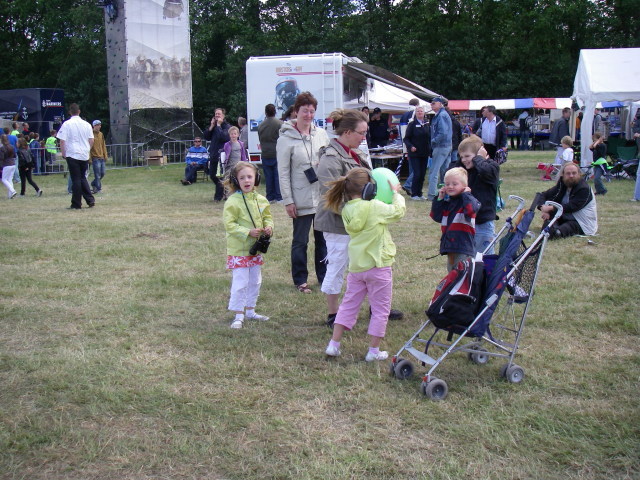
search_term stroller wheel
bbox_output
[505,364,525,384]
[393,359,414,380]
[421,378,448,401]
[499,363,509,378]
[468,348,489,365]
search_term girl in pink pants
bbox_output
[322,167,406,362]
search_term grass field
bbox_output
[1,151,639,479]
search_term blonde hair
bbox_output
[592,132,603,141]
[228,126,240,136]
[561,135,573,147]
[458,134,483,154]
[444,167,468,186]
[323,167,372,214]
[223,161,258,193]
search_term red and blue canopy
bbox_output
[448,98,572,111]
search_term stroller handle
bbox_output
[545,201,563,219]
[507,195,525,211]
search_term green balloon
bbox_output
[371,167,399,204]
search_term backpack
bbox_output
[426,255,485,330]
[495,149,508,165]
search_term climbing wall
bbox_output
[103,0,195,147]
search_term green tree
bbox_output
[0,0,108,122]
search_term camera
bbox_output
[249,233,271,256]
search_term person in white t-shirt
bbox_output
[57,103,95,209]
[560,136,574,164]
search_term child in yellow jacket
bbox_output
[322,167,406,361]
[223,161,273,329]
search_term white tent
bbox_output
[572,48,640,166]
[344,79,432,113]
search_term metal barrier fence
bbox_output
[162,140,210,164]
[31,143,146,175]
[30,141,206,175]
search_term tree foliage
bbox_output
[0,0,637,129]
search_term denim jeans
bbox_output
[261,158,282,201]
[184,163,204,183]
[291,214,326,286]
[12,158,20,183]
[66,157,95,208]
[427,146,452,199]
[475,220,495,254]
[91,158,106,191]
[519,131,530,150]
[593,165,608,194]
[403,157,414,189]
[634,170,640,201]
[450,149,458,167]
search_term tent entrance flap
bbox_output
[345,63,441,100]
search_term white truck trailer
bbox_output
[245,53,441,162]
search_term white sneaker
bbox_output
[410,196,421,201]
[325,344,341,357]
[230,319,244,329]
[247,313,269,321]
[365,350,389,362]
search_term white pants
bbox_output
[320,232,350,295]
[554,146,564,165]
[2,165,16,197]
[228,265,262,312]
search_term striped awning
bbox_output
[447,98,572,111]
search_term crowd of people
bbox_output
[3,95,618,360]
[0,112,109,204]
[215,91,612,362]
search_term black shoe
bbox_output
[402,186,411,196]
[88,203,95,208]
[325,313,337,329]
[67,206,81,210]
[388,309,404,321]
[181,179,191,186]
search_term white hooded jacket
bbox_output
[276,121,329,216]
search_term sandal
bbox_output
[296,283,312,294]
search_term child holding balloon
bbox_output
[322,167,406,362]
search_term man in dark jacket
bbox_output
[452,135,500,253]
[476,105,507,160]
[535,161,598,239]
[203,107,230,202]
[257,103,283,202]
[368,107,388,148]
[403,106,430,200]
[549,107,571,165]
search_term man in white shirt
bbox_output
[477,105,507,160]
[57,103,95,209]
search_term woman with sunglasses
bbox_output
[315,109,371,326]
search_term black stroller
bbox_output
[390,196,564,400]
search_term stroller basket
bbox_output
[390,197,564,401]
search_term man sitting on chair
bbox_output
[181,137,208,185]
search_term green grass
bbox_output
[1,152,639,479]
